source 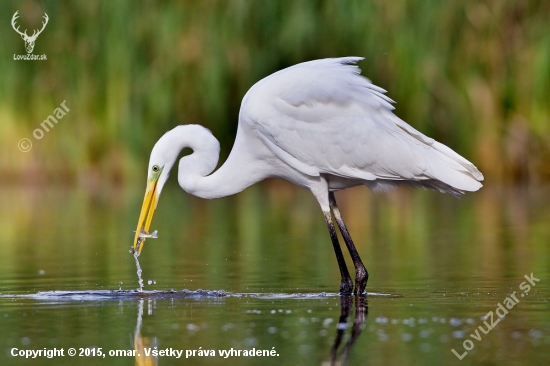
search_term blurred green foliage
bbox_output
[0,0,549,184]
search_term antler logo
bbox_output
[11,10,49,54]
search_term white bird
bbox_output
[133,57,483,295]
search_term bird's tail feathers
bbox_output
[431,140,484,181]
[422,144,484,194]
[388,113,484,193]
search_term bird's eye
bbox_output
[152,165,160,172]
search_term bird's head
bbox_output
[132,124,220,255]
[133,131,179,255]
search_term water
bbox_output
[133,251,144,292]
[0,183,549,365]
[134,230,158,291]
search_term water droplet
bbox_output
[450,318,462,327]
[452,330,465,339]
[337,322,348,330]
[244,337,257,347]
[377,330,389,342]
[529,329,543,338]
[419,330,430,338]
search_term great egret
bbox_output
[134,57,483,294]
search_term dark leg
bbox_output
[323,212,353,294]
[329,192,369,294]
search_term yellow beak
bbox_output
[133,173,161,255]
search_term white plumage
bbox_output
[134,57,484,294]
[240,57,483,196]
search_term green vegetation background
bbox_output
[1,0,549,185]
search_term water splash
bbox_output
[1,290,398,301]
[133,251,144,292]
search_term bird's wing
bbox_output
[240,57,483,192]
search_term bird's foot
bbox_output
[339,277,354,295]
[354,268,369,295]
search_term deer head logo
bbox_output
[11,11,49,54]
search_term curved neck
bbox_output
[175,125,265,199]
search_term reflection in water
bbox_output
[0,186,548,366]
[131,293,368,366]
[134,299,157,366]
[326,295,368,366]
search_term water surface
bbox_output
[0,183,548,365]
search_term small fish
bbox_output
[137,229,158,239]
[132,229,158,256]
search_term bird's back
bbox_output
[238,57,483,196]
